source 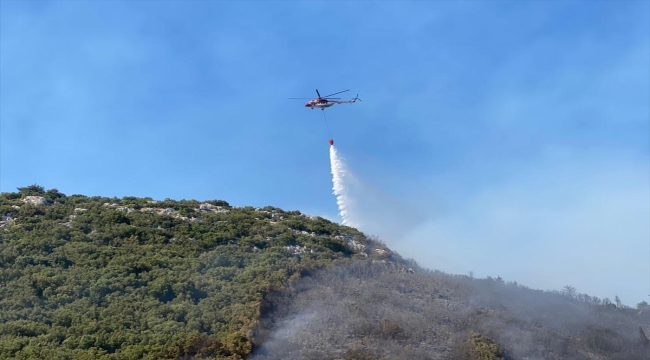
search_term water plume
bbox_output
[329,145,354,226]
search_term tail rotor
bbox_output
[353,94,362,103]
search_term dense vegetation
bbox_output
[1,185,648,360]
[0,185,372,359]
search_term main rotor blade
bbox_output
[315,89,322,98]
[288,98,314,99]
[323,89,349,98]
[322,97,341,99]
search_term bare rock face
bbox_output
[22,196,51,206]
[285,245,314,256]
[0,214,14,230]
[373,249,390,258]
[159,208,176,215]
[292,229,317,237]
[199,203,229,213]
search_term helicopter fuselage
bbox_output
[291,89,359,109]
[305,99,335,109]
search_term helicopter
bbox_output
[289,89,362,110]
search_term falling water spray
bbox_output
[329,145,353,226]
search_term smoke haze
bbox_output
[250,261,649,360]
[326,146,649,306]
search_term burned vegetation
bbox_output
[250,260,649,360]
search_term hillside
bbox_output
[1,185,648,360]
[250,262,649,360]
[0,185,389,359]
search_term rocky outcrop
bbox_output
[22,196,51,206]
[199,203,229,213]
[0,214,14,230]
[285,245,315,256]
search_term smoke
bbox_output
[329,145,356,227]
[250,261,650,360]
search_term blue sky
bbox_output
[2,1,649,305]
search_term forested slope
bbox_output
[1,185,648,360]
[0,185,384,359]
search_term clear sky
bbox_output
[2,1,649,305]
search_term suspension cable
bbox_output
[321,110,333,139]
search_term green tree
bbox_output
[17,184,45,196]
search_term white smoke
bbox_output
[329,145,356,227]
